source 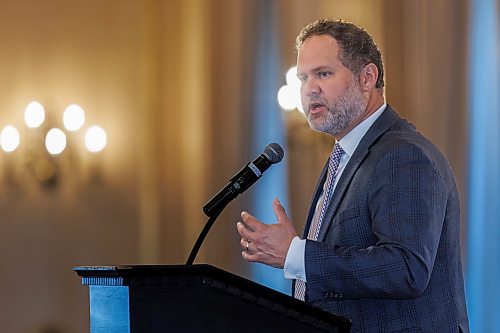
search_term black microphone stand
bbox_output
[185,209,223,265]
[186,143,283,265]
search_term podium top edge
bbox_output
[73,264,215,276]
[73,264,210,271]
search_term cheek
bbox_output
[299,86,307,101]
[324,82,349,100]
[299,89,308,113]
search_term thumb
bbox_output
[273,198,290,224]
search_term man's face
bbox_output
[297,35,367,137]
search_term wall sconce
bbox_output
[0,101,107,188]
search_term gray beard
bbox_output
[307,81,367,136]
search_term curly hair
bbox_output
[296,19,384,90]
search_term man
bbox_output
[236,19,469,332]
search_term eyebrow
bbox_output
[311,65,333,72]
[298,65,333,75]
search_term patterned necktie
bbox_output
[294,143,344,301]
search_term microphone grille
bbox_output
[263,143,284,164]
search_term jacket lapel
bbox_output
[316,105,401,241]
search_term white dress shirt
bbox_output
[283,103,387,282]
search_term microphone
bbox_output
[203,143,284,217]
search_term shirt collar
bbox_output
[338,103,387,157]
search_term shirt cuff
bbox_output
[283,236,307,282]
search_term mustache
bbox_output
[306,98,328,113]
[308,97,327,105]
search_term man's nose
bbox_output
[302,78,321,96]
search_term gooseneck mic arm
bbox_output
[185,143,284,265]
[186,211,222,265]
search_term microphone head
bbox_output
[263,143,284,164]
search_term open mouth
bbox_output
[309,102,326,113]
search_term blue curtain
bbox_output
[467,0,500,331]
[249,0,290,295]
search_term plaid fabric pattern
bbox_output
[295,106,469,333]
[294,143,344,301]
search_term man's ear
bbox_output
[359,63,379,92]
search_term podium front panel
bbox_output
[75,264,351,333]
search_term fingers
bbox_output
[241,250,257,262]
[240,211,262,231]
[237,211,266,241]
[240,240,262,263]
[273,198,290,225]
[236,200,292,268]
[239,236,258,264]
[237,215,259,260]
[240,238,251,251]
[236,221,254,241]
[237,199,288,243]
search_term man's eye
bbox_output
[319,71,331,78]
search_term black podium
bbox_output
[74,264,351,332]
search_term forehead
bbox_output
[297,35,342,71]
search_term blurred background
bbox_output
[0,0,498,332]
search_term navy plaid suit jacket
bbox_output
[298,106,469,332]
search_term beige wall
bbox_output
[0,1,142,332]
[0,1,468,332]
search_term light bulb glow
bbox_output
[63,104,85,131]
[45,128,66,155]
[24,101,45,128]
[85,126,107,152]
[0,126,20,152]
[277,66,305,113]
[285,66,301,89]
[277,86,297,110]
